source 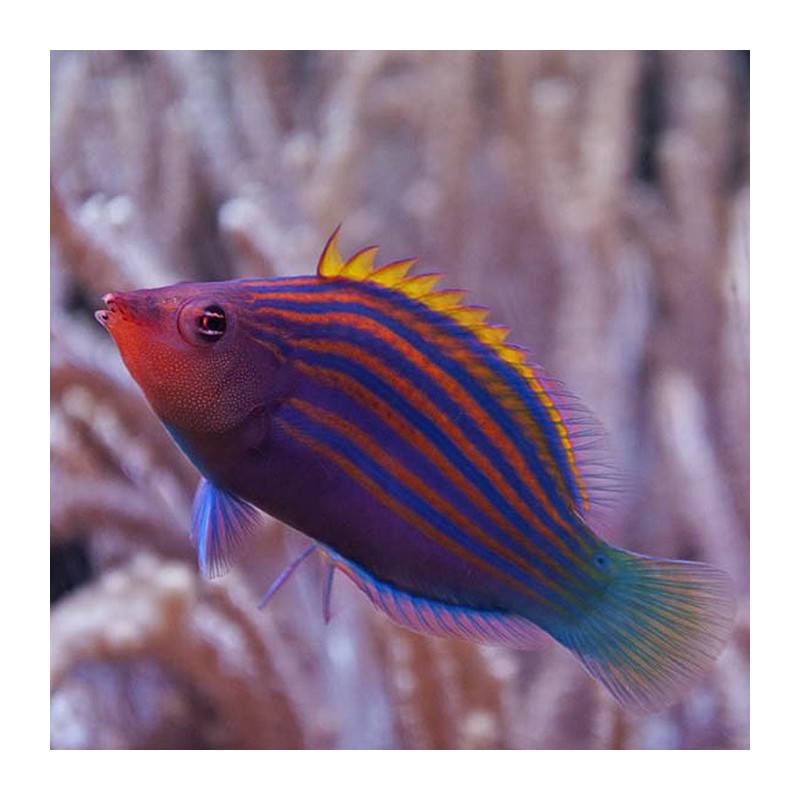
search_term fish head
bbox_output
[96,282,278,434]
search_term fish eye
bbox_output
[196,305,226,340]
[594,552,609,570]
[178,300,229,345]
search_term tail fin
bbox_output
[559,550,736,712]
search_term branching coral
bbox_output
[50,554,306,748]
[50,50,749,749]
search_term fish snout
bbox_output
[95,292,125,329]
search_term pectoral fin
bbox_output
[191,479,264,578]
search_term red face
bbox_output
[96,283,267,434]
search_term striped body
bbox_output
[97,232,735,711]
[198,275,606,630]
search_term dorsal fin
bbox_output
[339,246,379,279]
[317,226,345,277]
[315,230,626,523]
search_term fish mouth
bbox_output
[95,293,120,329]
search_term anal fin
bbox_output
[332,553,549,649]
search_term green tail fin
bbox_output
[560,550,736,712]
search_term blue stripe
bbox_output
[280,400,573,612]
[263,333,583,581]
[245,278,578,496]
[286,347,579,585]
[247,294,582,545]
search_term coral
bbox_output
[50,50,749,749]
[50,554,308,748]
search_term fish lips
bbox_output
[95,293,117,329]
[95,292,133,330]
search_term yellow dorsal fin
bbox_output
[370,258,418,286]
[425,289,467,311]
[500,345,528,365]
[477,325,510,345]
[447,306,490,326]
[395,273,441,299]
[340,246,380,279]
[317,226,345,277]
[316,232,496,341]
[313,233,533,384]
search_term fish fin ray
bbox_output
[322,558,335,624]
[258,543,318,609]
[191,479,264,578]
[332,554,549,649]
[525,363,632,531]
[556,550,736,712]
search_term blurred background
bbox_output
[50,50,749,749]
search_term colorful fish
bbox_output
[96,230,735,711]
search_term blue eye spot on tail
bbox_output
[594,552,609,570]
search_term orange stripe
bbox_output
[460,357,575,509]
[290,396,568,598]
[374,290,583,522]
[278,403,563,611]
[245,280,586,530]
[251,289,575,520]
[253,302,588,562]
[282,346,569,576]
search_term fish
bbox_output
[96,229,735,712]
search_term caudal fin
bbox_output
[559,550,736,712]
